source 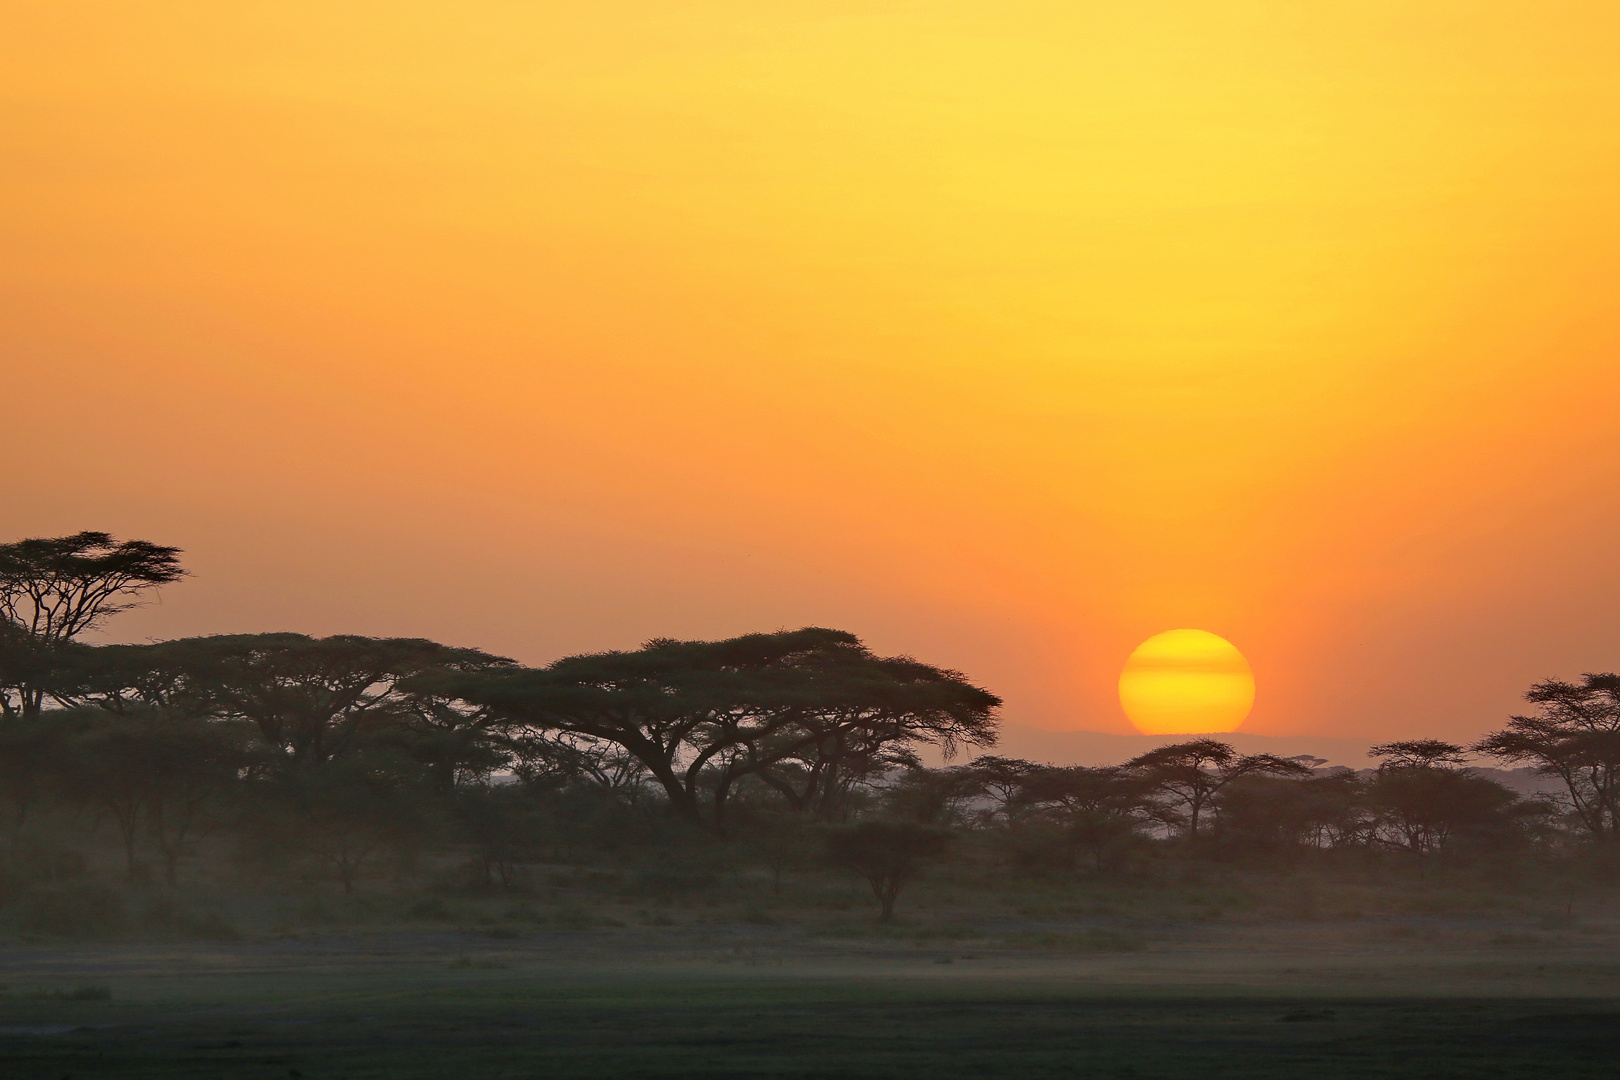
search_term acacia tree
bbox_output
[0,621,71,723]
[66,707,261,884]
[412,635,746,821]
[0,532,184,717]
[1017,765,1167,871]
[143,715,262,885]
[1125,739,1311,839]
[452,783,548,888]
[422,628,999,828]
[960,756,1042,826]
[1369,739,1470,770]
[386,690,519,792]
[0,706,77,827]
[66,711,148,881]
[823,820,952,922]
[880,764,983,827]
[72,633,515,764]
[1476,674,1620,845]
[710,643,999,823]
[251,754,426,894]
[1364,741,1526,858]
[507,729,650,791]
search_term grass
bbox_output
[1,841,1617,1075]
[999,928,1145,951]
[1,947,1618,1078]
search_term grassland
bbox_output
[2,874,1617,1079]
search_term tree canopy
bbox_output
[1476,673,1620,843]
[1124,739,1310,838]
[415,627,1000,825]
[72,633,516,763]
[0,531,1600,910]
[0,531,184,717]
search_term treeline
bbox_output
[1,533,1618,922]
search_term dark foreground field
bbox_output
[2,921,1617,1079]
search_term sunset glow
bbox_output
[5,2,1620,741]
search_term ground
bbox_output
[2,909,1617,1079]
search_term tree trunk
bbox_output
[870,874,902,922]
[149,802,180,886]
[108,799,141,882]
[710,772,740,834]
[644,760,703,822]
[120,827,139,881]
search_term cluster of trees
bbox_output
[0,533,1000,896]
[893,738,1563,875]
[1,532,1617,920]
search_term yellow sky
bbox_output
[4,1,1619,739]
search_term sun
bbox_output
[1118,629,1255,735]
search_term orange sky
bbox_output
[4,1,1620,742]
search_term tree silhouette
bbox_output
[251,755,426,894]
[1126,739,1311,839]
[1476,674,1620,844]
[422,628,999,827]
[1369,739,1469,771]
[0,532,183,717]
[960,756,1042,826]
[66,707,261,884]
[1017,765,1166,871]
[76,634,514,763]
[880,764,982,827]
[0,708,69,826]
[824,820,952,922]
[453,783,548,888]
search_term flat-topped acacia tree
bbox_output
[0,531,184,717]
[416,627,1000,828]
[70,633,516,766]
[1125,739,1311,839]
[1476,674,1620,844]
